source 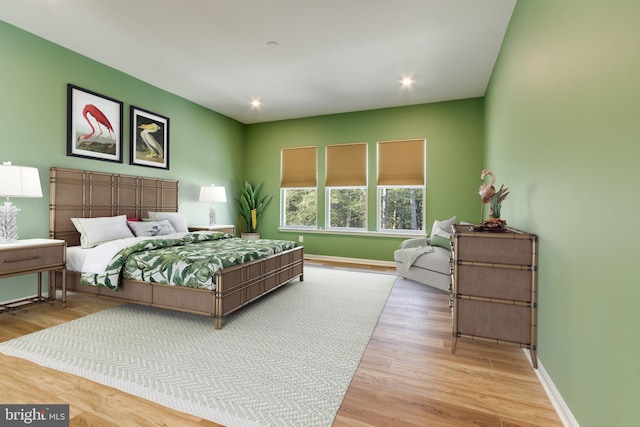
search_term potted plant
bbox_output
[236,181,272,239]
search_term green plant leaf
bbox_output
[235,181,271,233]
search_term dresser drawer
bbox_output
[455,234,534,265]
[0,244,65,276]
[456,264,533,301]
[456,298,532,345]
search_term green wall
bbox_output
[0,20,245,301]
[4,3,630,424]
[1,18,484,292]
[485,1,640,425]
[244,99,484,260]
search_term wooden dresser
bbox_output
[450,224,538,368]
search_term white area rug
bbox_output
[0,267,395,427]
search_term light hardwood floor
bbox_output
[0,263,562,426]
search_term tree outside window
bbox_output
[282,188,316,227]
[328,187,366,229]
[378,186,424,231]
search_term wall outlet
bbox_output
[298,235,304,243]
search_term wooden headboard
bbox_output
[49,167,179,246]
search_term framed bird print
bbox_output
[130,106,170,170]
[67,84,123,163]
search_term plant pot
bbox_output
[241,232,260,240]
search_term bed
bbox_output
[49,167,304,329]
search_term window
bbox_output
[281,147,317,227]
[326,143,367,230]
[377,139,425,232]
[328,188,367,228]
[378,186,424,230]
[280,139,425,234]
[282,188,317,227]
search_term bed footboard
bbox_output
[56,246,304,329]
[214,246,304,328]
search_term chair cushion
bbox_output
[410,246,451,275]
[394,246,450,275]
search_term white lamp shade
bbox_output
[199,185,227,203]
[0,164,43,198]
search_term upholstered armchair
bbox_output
[393,217,456,292]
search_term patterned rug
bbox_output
[0,266,395,427]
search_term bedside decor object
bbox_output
[0,162,43,243]
[476,169,509,231]
[199,185,227,226]
[236,181,272,239]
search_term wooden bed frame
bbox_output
[49,167,304,329]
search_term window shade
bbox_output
[326,143,367,187]
[377,139,425,185]
[281,146,317,188]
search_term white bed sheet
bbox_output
[66,232,191,274]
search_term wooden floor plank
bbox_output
[0,262,562,426]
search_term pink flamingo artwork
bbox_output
[77,104,115,147]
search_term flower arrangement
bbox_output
[236,181,272,234]
[477,169,509,229]
[489,184,509,219]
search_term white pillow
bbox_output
[71,215,135,248]
[148,211,188,232]
[128,219,176,237]
[430,216,456,237]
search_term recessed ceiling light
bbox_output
[250,99,262,108]
[401,76,414,87]
[266,41,279,48]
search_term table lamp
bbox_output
[199,185,227,226]
[0,162,43,243]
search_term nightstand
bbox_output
[188,224,235,235]
[0,239,67,311]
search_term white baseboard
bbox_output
[304,254,396,268]
[523,350,580,427]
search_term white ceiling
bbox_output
[0,0,516,124]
